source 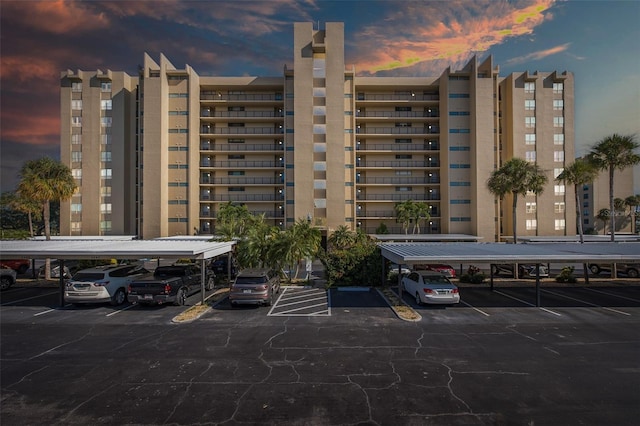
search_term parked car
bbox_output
[588,263,640,278]
[66,264,150,306]
[491,263,549,279]
[229,268,280,307]
[1,266,17,290]
[0,259,30,275]
[415,264,457,278]
[401,271,460,305]
[39,260,79,279]
[128,263,214,306]
[389,264,411,277]
[211,255,237,277]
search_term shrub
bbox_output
[555,266,578,283]
[459,265,486,283]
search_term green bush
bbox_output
[555,266,578,283]
[320,237,383,287]
[459,273,486,284]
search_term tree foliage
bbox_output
[556,158,598,243]
[321,228,383,287]
[394,199,431,234]
[487,157,548,243]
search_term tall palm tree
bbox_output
[625,194,640,234]
[412,202,430,234]
[4,191,42,237]
[556,158,599,243]
[280,219,321,280]
[394,200,414,235]
[215,202,253,240]
[487,158,548,243]
[587,133,640,241]
[596,208,610,235]
[18,157,76,279]
[328,225,356,250]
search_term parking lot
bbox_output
[2,278,640,425]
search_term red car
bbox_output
[0,259,30,275]
[415,264,457,278]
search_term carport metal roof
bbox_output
[0,238,235,261]
[380,242,640,265]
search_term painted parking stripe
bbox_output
[541,289,631,316]
[270,302,329,316]
[583,287,640,303]
[494,290,562,316]
[268,287,329,317]
[460,300,490,316]
[275,295,327,309]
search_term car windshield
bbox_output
[235,276,267,285]
[72,272,106,281]
[421,275,450,284]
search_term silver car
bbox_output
[66,264,150,306]
[229,268,280,307]
[402,271,460,305]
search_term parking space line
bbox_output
[541,289,631,316]
[583,287,640,303]
[270,302,329,316]
[1,291,59,306]
[33,308,58,316]
[106,304,137,317]
[275,295,327,309]
[460,300,490,316]
[494,290,562,316]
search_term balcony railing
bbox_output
[200,177,282,185]
[200,160,283,168]
[200,194,284,202]
[356,111,439,118]
[355,210,395,217]
[200,111,284,118]
[201,127,284,135]
[200,93,283,101]
[357,177,440,184]
[200,209,284,218]
[200,143,283,151]
[356,94,439,101]
[356,143,439,151]
[357,161,440,168]
[356,193,440,201]
[356,127,440,135]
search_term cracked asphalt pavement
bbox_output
[1,286,640,425]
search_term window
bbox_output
[71,82,82,92]
[71,222,81,231]
[101,100,112,110]
[395,139,411,144]
[395,170,412,176]
[101,151,112,162]
[71,151,82,162]
[101,117,112,127]
[554,134,564,145]
[101,134,111,144]
[554,151,565,162]
[101,169,112,178]
[525,117,536,128]
[100,203,112,214]
[553,100,564,110]
[525,100,535,110]
[71,100,82,110]
[228,171,244,176]
[553,82,564,94]
[396,187,412,192]
[395,155,412,159]
[72,116,82,127]
[555,202,565,213]
[525,151,536,162]
[525,134,536,145]
[554,117,564,128]
[228,187,245,192]
[449,93,470,98]
[71,134,81,144]
[72,169,82,179]
[554,168,563,178]
[526,219,537,230]
[168,93,188,98]
[555,219,566,230]
[524,82,535,93]
[71,203,82,213]
[395,122,411,127]
[100,221,112,231]
[526,202,537,213]
[101,186,111,196]
[101,82,111,92]
[554,184,565,196]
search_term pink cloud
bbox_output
[353,0,556,75]
[2,0,110,34]
[504,43,572,66]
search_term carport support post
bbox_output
[200,259,206,305]
[58,259,65,308]
[535,263,541,307]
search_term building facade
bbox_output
[60,22,575,241]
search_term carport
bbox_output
[380,242,640,307]
[0,237,235,307]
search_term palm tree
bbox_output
[273,219,321,280]
[596,208,610,235]
[215,202,253,240]
[412,202,430,234]
[487,158,548,243]
[394,200,414,234]
[625,194,640,234]
[17,157,76,279]
[587,134,640,241]
[3,191,42,237]
[556,158,599,243]
[328,225,356,250]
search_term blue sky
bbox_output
[1,0,639,192]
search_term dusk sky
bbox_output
[1,0,639,193]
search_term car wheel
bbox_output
[590,264,601,275]
[265,290,273,306]
[627,268,639,278]
[205,277,214,291]
[415,292,422,306]
[0,277,13,291]
[110,288,126,306]
[174,288,187,306]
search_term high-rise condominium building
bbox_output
[60,22,575,241]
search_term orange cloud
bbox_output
[2,0,110,34]
[504,43,572,66]
[1,109,60,146]
[353,0,556,75]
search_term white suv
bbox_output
[66,264,150,306]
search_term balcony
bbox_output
[200,110,284,118]
[200,92,283,102]
[200,177,282,185]
[200,160,283,168]
[200,194,284,202]
[355,110,439,118]
[356,177,440,185]
[356,193,440,201]
[200,126,284,135]
[355,143,439,151]
[355,210,395,218]
[200,209,284,218]
[200,143,284,152]
[356,94,439,102]
[356,160,440,168]
[356,126,440,135]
